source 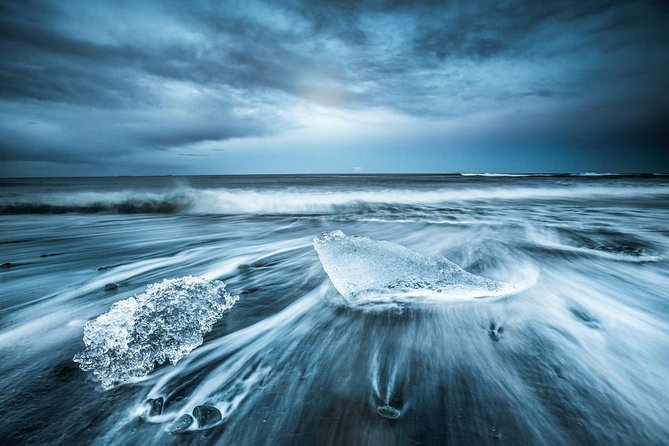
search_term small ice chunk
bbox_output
[74,276,238,389]
[313,230,515,303]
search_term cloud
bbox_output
[1,0,668,175]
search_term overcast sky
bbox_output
[1,0,668,176]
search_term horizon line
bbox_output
[2,172,668,180]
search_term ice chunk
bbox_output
[74,276,238,389]
[313,230,515,303]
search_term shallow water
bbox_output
[1,174,668,445]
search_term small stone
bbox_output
[192,405,222,428]
[168,414,194,433]
[104,283,119,291]
[146,397,164,416]
[377,405,401,419]
[488,323,504,341]
[1,262,12,268]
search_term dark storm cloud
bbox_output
[1,0,668,175]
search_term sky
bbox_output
[1,0,668,176]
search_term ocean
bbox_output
[1,174,668,445]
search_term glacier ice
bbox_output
[74,276,238,389]
[313,230,515,303]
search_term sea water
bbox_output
[1,174,668,445]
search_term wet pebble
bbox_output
[192,405,222,428]
[168,414,194,433]
[377,405,401,419]
[146,397,164,416]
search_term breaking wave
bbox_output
[2,184,668,215]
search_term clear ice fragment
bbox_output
[314,230,515,303]
[74,276,238,389]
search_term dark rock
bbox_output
[1,262,12,268]
[40,253,49,258]
[377,405,401,419]
[104,283,119,291]
[168,414,194,433]
[569,307,599,328]
[146,397,164,416]
[192,405,222,428]
[488,322,504,341]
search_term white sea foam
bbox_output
[2,184,668,215]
